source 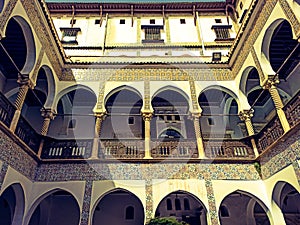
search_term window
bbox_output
[215,19,222,23]
[141,25,164,43]
[95,19,101,24]
[128,117,134,125]
[60,27,81,44]
[70,19,76,25]
[150,19,155,24]
[240,2,244,9]
[184,198,190,210]
[68,119,76,129]
[167,199,172,210]
[211,25,232,40]
[208,118,215,125]
[125,206,134,220]
[180,19,186,24]
[175,199,181,210]
[220,205,229,217]
[120,19,125,24]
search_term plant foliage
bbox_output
[146,217,189,225]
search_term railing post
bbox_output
[9,74,33,132]
[191,112,205,159]
[263,76,290,133]
[38,108,56,158]
[239,109,259,157]
[142,111,153,159]
[90,112,106,159]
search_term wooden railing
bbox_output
[285,94,300,128]
[256,116,284,153]
[0,92,16,127]
[15,116,41,154]
[42,138,93,159]
[204,138,254,158]
[151,140,198,158]
[0,92,298,160]
[100,139,144,159]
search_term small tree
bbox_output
[146,217,189,225]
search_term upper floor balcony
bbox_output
[0,90,298,163]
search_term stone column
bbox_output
[142,112,153,159]
[263,77,290,133]
[91,112,106,159]
[38,109,56,158]
[239,109,259,157]
[191,112,205,159]
[10,74,33,132]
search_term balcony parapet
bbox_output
[100,139,144,159]
[0,92,16,127]
[204,138,254,158]
[150,139,198,159]
[42,137,93,159]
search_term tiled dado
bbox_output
[0,130,37,180]
[260,128,300,180]
[35,163,260,182]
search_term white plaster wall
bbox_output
[198,16,236,43]
[152,179,210,223]
[106,17,137,44]
[169,17,199,43]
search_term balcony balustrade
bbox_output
[256,116,284,154]
[42,138,93,159]
[100,139,144,159]
[0,92,16,127]
[15,116,41,154]
[285,94,300,128]
[151,140,198,158]
[204,138,254,158]
[0,92,298,161]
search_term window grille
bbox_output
[145,27,161,40]
[60,27,81,44]
[141,25,164,43]
[211,25,232,41]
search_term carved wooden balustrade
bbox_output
[15,116,41,154]
[256,116,284,153]
[0,91,299,160]
[0,92,16,127]
[204,138,254,158]
[285,93,300,128]
[42,138,93,159]
[150,139,198,158]
[99,139,145,159]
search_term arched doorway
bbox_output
[103,87,143,139]
[219,191,270,225]
[198,87,241,139]
[155,191,207,225]
[272,182,300,225]
[28,190,80,225]
[92,189,145,225]
[49,85,97,139]
[0,183,25,225]
[151,88,191,140]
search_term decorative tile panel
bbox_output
[0,130,37,180]
[260,128,300,179]
[80,180,93,225]
[0,163,8,190]
[0,0,18,34]
[205,179,220,225]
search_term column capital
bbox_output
[262,75,279,90]
[239,109,254,121]
[141,111,153,121]
[41,108,56,120]
[17,73,34,88]
[94,112,107,121]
